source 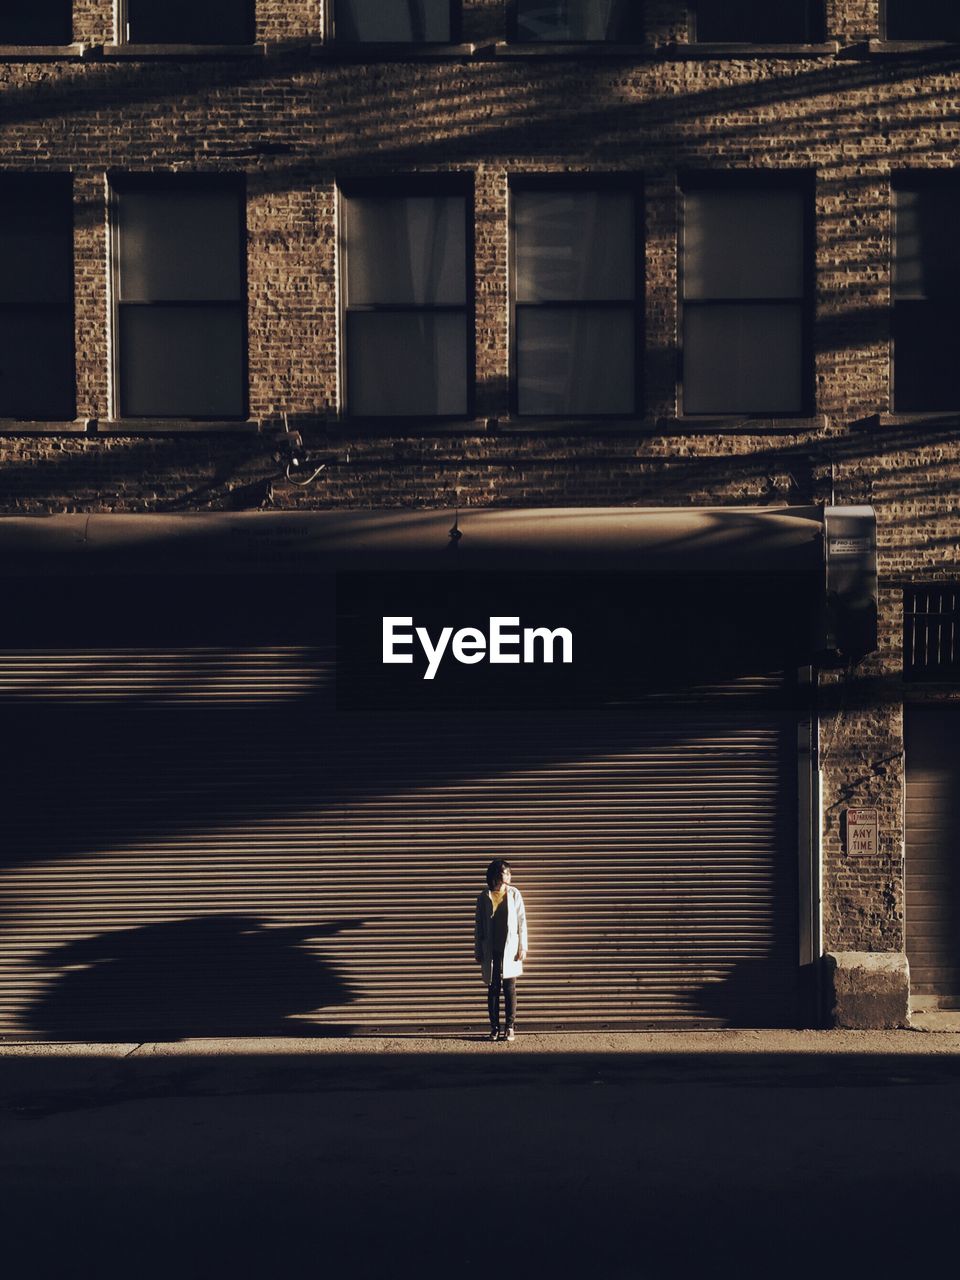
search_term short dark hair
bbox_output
[486,859,512,889]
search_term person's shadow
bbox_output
[26,914,365,1040]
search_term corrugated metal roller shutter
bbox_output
[906,707,960,1008]
[0,630,799,1037]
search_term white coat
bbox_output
[475,885,528,986]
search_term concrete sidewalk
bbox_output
[3,1028,960,1110]
[4,1026,960,1059]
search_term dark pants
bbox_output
[488,959,517,1029]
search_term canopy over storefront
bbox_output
[0,505,877,664]
[0,504,863,573]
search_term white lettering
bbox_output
[382,617,574,679]
[489,616,521,664]
[416,625,454,681]
[452,627,487,665]
[382,616,414,664]
[523,626,573,664]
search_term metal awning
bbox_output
[0,505,860,575]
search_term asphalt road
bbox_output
[3,1038,960,1278]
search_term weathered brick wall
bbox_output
[72,0,111,46]
[7,52,949,431]
[826,0,880,41]
[2,2,959,960]
[257,2,321,44]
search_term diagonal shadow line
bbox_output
[4,48,960,159]
[0,418,958,514]
[0,562,820,875]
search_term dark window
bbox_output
[681,178,811,416]
[112,178,246,419]
[511,183,640,416]
[893,177,960,411]
[341,183,471,418]
[512,1,644,42]
[332,0,456,42]
[904,586,960,682]
[694,0,823,43]
[0,1,71,43]
[885,0,960,41]
[124,0,255,44]
[0,175,75,421]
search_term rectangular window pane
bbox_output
[515,0,644,41]
[118,306,245,417]
[335,0,453,42]
[684,190,804,300]
[683,304,803,414]
[0,175,74,420]
[894,301,960,410]
[345,196,466,306]
[117,189,242,303]
[514,191,635,303]
[0,176,73,305]
[347,311,467,416]
[0,1,71,43]
[894,186,960,299]
[696,0,818,42]
[517,307,634,415]
[126,0,254,44]
[886,0,960,41]
[0,310,75,420]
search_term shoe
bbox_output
[489,1028,500,1042]
[505,1027,515,1042]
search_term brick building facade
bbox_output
[1,0,958,1034]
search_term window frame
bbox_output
[338,174,475,423]
[506,1,645,44]
[119,0,256,46]
[890,171,960,413]
[678,170,816,420]
[109,173,248,422]
[326,0,462,45]
[0,172,75,423]
[904,584,960,683]
[508,173,644,421]
[690,0,825,44]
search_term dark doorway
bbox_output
[905,707,960,1009]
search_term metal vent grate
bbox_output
[904,585,960,682]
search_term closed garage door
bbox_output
[906,707,960,1009]
[0,574,801,1038]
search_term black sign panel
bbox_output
[336,569,818,711]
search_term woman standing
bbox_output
[475,859,528,1042]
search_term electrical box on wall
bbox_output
[820,506,878,666]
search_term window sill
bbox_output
[867,38,960,57]
[658,414,827,434]
[101,43,265,59]
[662,41,839,59]
[327,414,829,437]
[98,419,261,434]
[0,43,89,60]
[873,411,960,428]
[0,419,91,434]
[492,41,653,59]
[494,416,647,434]
[311,42,478,62]
[330,415,489,436]
[333,416,656,436]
